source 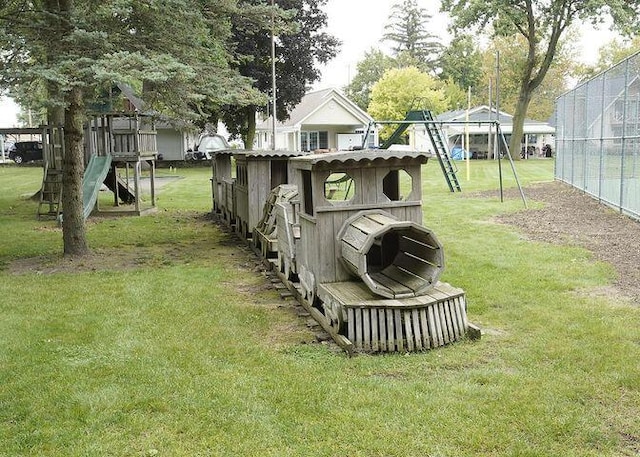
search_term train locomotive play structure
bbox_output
[211,147,480,354]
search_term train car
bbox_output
[211,149,304,237]
[210,149,235,226]
[211,148,479,354]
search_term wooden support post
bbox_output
[150,159,156,207]
[134,160,140,214]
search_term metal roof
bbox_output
[213,149,308,159]
[289,148,433,167]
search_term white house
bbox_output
[410,105,555,159]
[254,88,378,151]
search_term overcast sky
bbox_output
[314,0,614,90]
[0,1,617,128]
[314,0,449,90]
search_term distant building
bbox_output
[255,88,378,151]
[410,105,555,159]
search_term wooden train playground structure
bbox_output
[210,118,485,354]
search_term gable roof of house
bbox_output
[256,88,373,130]
[438,105,512,124]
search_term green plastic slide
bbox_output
[82,154,112,220]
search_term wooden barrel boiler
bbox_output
[338,210,444,299]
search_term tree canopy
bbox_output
[221,0,339,148]
[0,0,269,256]
[368,66,448,140]
[1,0,266,123]
[441,0,640,159]
[472,34,577,122]
[344,2,446,114]
[439,34,483,96]
[344,48,396,112]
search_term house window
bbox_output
[301,130,329,151]
[319,131,328,149]
[356,128,375,148]
[309,132,319,151]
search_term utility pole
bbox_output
[271,0,277,150]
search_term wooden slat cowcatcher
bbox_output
[317,280,471,353]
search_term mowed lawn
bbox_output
[1,160,639,456]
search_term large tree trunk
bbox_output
[244,106,257,150]
[62,86,89,257]
[508,88,533,161]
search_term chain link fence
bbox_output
[555,52,640,221]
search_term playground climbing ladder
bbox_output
[37,127,65,220]
[418,110,461,192]
[379,110,461,193]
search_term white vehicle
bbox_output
[186,133,230,160]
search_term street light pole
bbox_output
[271,0,277,150]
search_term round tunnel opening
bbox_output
[364,227,443,297]
[340,212,445,298]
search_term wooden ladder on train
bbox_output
[37,127,65,220]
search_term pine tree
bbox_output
[0,0,266,256]
[381,0,442,73]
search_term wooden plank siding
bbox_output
[112,130,157,158]
[211,152,233,214]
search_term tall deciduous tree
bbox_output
[441,0,640,159]
[0,0,265,256]
[221,0,339,148]
[475,34,576,122]
[368,66,448,141]
[440,34,483,96]
[576,36,640,81]
[344,48,396,112]
[382,0,443,73]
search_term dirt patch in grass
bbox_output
[492,181,640,305]
[7,216,238,276]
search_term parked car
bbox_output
[9,141,43,164]
[185,133,230,160]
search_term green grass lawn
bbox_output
[1,159,639,456]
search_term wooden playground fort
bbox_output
[210,116,482,354]
[36,111,159,221]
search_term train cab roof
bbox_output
[289,148,434,170]
[215,149,308,159]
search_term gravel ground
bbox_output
[494,181,640,305]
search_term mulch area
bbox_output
[493,181,640,305]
